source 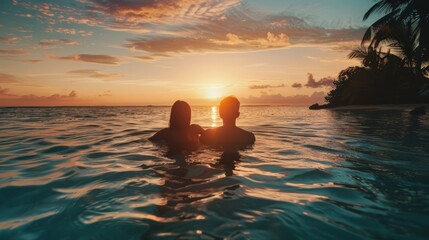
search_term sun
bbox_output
[204,84,224,99]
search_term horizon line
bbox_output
[0,104,312,108]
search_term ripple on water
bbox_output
[85,151,122,159]
[1,106,429,239]
[41,145,71,154]
[120,154,156,161]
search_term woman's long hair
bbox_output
[169,100,191,130]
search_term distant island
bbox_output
[310,0,429,110]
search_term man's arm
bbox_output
[200,128,214,144]
[190,124,205,135]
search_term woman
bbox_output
[149,100,204,150]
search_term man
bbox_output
[201,96,255,147]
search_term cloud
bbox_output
[46,27,93,36]
[291,74,335,89]
[13,59,43,63]
[291,83,302,88]
[78,30,93,37]
[14,0,365,59]
[89,0,241,23]
[0,36,19,45]
[249,83,285,90]
[133,55,155,61]
[56,27,76,35]
[98,90,112,97]
[57,54,120,65]
[304,73,335,88]
[3,57,42,63]
[0,88,78,106]
[209,32,290,49]
[69,69,124,79]
[0,73,20,83]
[242,91,326,105]
[18,13,33,18]
[125,32,290,57]
[0,73,44,87]
[132,53,172,62]
[122,6,364,58]
[38,39,78,48]
[0,48,28,55]
[0,87,13,96]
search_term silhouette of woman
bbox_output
[149,100,204,150]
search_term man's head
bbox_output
[219,96,240,121]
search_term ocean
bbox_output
[0,106,428,239]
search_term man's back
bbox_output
[202,96,255,147]
[200,126,255,147]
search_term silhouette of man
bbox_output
[201,96,255,147]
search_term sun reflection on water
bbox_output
[211,106,218,127]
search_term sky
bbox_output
[0,0,379,106]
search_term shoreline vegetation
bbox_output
[310,0,429,110]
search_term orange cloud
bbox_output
[304,73,335,88]
[0,86,10,95]
[0,87,78,106]
[125,32,290,56]
[90,0,240,23]
[123,7,364,58]
[14,0,365,59]
[0,73,20,83]
[210,32,290,49]
[69,69,124,79]
[242,91,326,105]
[98,90,112,97]
[292,73,335,89]
[12,59,43,63]
[249,84,285,90]
[57,54,120,65]
[0,48,28,55]
[38,39,78,48]
[291,83,303,89]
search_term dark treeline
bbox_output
[313,0,429,109]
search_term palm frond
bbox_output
[363,1,386,21]
[348,46,368,60]
[362,11,398,45]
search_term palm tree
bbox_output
[348,45,404,70]
[348,46,382,69]
[362,0,429,76]
[369,20,417,68]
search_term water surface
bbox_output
[0,106,428,239]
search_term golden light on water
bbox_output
[211,106,218,127]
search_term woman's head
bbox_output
[169,100,191,130]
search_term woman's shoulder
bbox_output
[148,128,170,141]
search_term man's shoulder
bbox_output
[200,126,223,144]
[236,127,255,143]
[201,126,255,146]
[201,127,219,138]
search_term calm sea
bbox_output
[0,106,428,239]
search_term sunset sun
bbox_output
[204,85,224,99]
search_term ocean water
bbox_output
[0,106,428,240]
